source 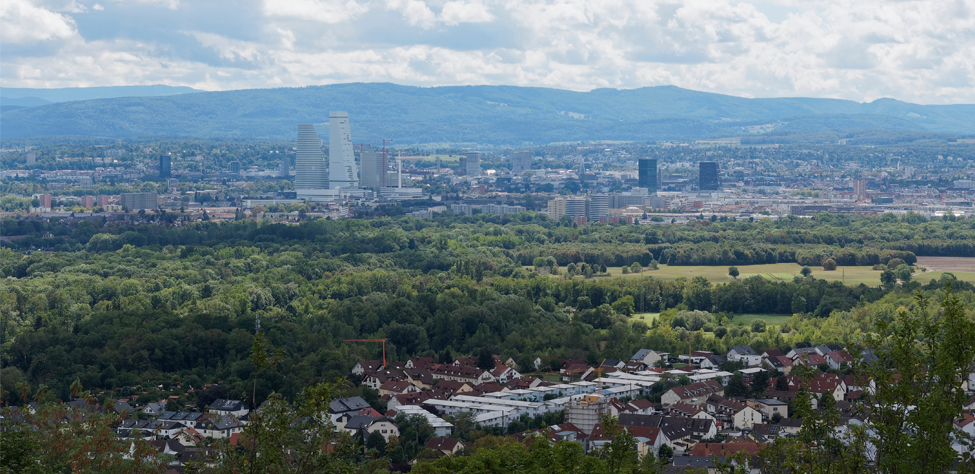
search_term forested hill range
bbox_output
[2,83,974,144]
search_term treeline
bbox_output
[6,210,975,267]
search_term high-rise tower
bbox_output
[699,161,719,191]
[465,152,481,177]
[638,158,657,193]
[159,156,171,178]
[295,124,328,191]
[360,148,384,191]
[328,112,357,189]
[511,151,531,174]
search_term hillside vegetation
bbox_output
[2,83,974,144]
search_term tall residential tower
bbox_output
[328,112,357,189]
[295,124,328,191]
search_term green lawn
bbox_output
[534,263,975,288]
[732,313,794,327]
[605,263,885,286]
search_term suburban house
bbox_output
[425,437,465,456]
[669,402,717,424]
[489,364,522,384]
[405,368,435,390]
[207,399,249,418]
[726,346,761,367]
[700,355,727,370]
[143,402,167,416]
[794,353,828,367]
[405,357,434,369]
[196,415,244,439]
[825,350,854,370]
[630,349,669,367]
[362,369,408,391]
[963,396,975,411]
[814,344,844,356]
[352,360,384,377]
[786,347,819,359]
[431,380,474,397]
[661,380,725,406]
[430,365,493,385]
[379,380,421,397]
[385,391,442,412]
[706,395,761,430]
[955,413,975,438]
[617,414,717,452]
[751,399,789,420]
[778,374,847,403]
[344,415,401,442]
[762,356,794,375]
[329,396,373,423]
[588,423,663,458]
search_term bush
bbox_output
[822,258,837,271]
[751,319,767,333]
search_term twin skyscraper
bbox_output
[295,112,358,198]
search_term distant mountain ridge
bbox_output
[0,85,201,103]
[1,83,973,145]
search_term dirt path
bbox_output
[915,257,975,272]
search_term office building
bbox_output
[854,180,867,200]
[564,197,589,220]
[638,158,657,193]
[34,194,52,209]
[465,152,481,177]
[360,148,385,191]
[26,152,36,165]
[699,161,719,191]
[159,156,171,178]
[121,192,158,210]
[588,194,609,220]
[328,112,357,189]
[547,197,567,219]
[81,196,94,208]
[97,195,110,206]
[295,124,329,191]
[280,154,289,177]
[511,151,531,174]
[230,161,241,174]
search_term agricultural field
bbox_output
[603,263,886,286]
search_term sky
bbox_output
[1,0,973,104]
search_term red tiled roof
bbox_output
[689,442,766,457]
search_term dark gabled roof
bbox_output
[344,415,376,430]
[618,414,714,441]
[730,345,757,356]
[209,399,248,412]
[198,415,243,430]
[705,355,727,365]
[329,396,371,414]
[425,437,463,451]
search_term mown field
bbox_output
[603,263,885,285]
[596,263,974,286]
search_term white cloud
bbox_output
[384,0,438,28]
[0,0,972,104]
[92,3,104,10]
[263,0,368,23]
[0,0,77,44]
[440,0,494,24]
